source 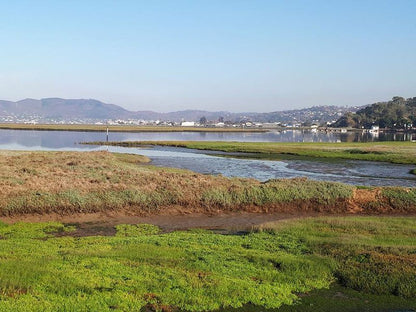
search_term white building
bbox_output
[181,121,195,127]
[370,125,379,133]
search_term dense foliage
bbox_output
[333,96,416,129]
[0,217,414,311]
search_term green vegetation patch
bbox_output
[382,187,416,212]
[258,217,416,300]
[115,223,161,237]
[202,178,354,209]
[0,217,414,311]
[84,140,416,165]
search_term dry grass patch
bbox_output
[1,150,414,217]
[0,151,358,216]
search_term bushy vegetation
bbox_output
[382,187,416,212]
[0,217,414,311]
[333,96,416,129]
[201,178,353,210]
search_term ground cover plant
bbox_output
[0,217,414,311]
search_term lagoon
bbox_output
[0,129,415,187]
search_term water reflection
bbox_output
[0,129,414,147]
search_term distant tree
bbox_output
[333,96,416,129]
[199,116,207,125]
[218,116,224,123]
[332,113,355,127]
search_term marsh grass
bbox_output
[382,187,416,211]
[0,217,414,311]
[0,151,357,216]
[88,140,416,166]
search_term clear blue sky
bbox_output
[0,0,415,112]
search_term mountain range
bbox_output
[0,98,360,124]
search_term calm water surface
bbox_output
[0,129,415,187]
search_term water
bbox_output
[0,129,414,146]
[0,129,415,187]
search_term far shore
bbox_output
[0,123,269,133]
[4,122,415,133]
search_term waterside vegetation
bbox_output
[0,217,414,311]
[333,96,416,129]
[84,140,416,172]
[0,151,354,216]
[1,151,415,217]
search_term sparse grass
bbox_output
[0,217,414,311]
[86,140,416,166]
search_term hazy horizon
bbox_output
[1,1,415,112]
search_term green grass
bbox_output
[86,140,416,166]
[258,217,416,299]
[0,217,414,311]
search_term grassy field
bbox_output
[0,217,414,311]
[86,140,416,166]
[1,150,415,217]
[0,151,415,311]
[0,123,268,133]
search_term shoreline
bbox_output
[2,211,416,236]
[83,140,416,170]
[0,123,269,133]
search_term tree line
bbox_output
[333,96,416,129]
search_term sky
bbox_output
[0,0,415,112]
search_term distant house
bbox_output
[181,121,195,127]
[369,125,379,133]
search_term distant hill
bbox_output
[332,97,416,129]
[0,97,359,124]
[0,98,131,119]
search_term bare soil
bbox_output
[2,187,413,237]
[0,209,302,236]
